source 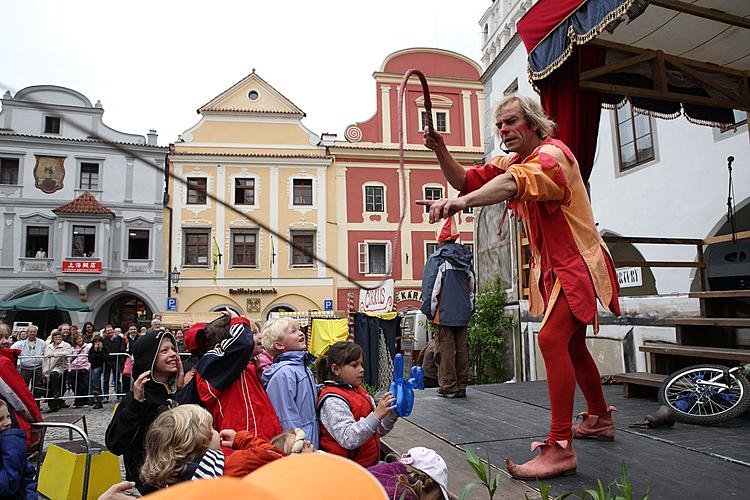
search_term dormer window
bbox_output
[44,116,61,134]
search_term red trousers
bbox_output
[538,287,608,442]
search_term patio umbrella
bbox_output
[0,290,93,312]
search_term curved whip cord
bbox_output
[389,69,432,277]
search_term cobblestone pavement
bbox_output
[37,397,140,498]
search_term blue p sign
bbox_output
[323,299,333,311]
[167,297,177,311]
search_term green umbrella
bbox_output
[0,290,93,312]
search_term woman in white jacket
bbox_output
[43,330,71,412]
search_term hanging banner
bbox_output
[358,278,394,313]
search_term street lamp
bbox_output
[170,266,181,294]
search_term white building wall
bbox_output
[0,85,168,328]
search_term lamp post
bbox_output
[170,266,181,294]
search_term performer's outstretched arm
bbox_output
[423,127,466,191]
[417,173,517,223]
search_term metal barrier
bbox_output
[16,351,193,406]
[30,421,94,500]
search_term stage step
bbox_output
[612,372,666,398]
[640,343,750,362]
[688,290,750,300]
[665,317,750,327]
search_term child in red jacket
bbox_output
[193,313,281,444]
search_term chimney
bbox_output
[147,129,158,146]
[318,132,337,147]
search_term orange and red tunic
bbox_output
[461,137,620,330]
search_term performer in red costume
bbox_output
[419,95,620,479]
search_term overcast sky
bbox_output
[1,0,488,146]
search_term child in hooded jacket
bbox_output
[316,341,398,467]
[105,330,182,495]
[260,318,319,448]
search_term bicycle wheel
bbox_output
[658,364,750,425]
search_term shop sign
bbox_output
[359,279,394,313]
[617,267,642,288]
[395,289,423,304]
[229,287,278,295]
[62,260,101,273]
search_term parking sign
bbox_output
[323,299,333,311]
[167,297,177,311]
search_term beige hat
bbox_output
[400,447,449,500]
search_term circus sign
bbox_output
[34,155,66,194]
[358,278,394,313]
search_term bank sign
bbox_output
[359,279,394,313]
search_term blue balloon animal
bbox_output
[388,353,425,417]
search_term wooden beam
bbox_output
[580,80,744,110]
[589,38,747,77]
[666,56,750,109]
[649,0,750,30]
[602,235,703,245]
[703,230,750,245]
[613,260,704,268]
[580,52,656,81]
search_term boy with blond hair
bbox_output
[260,318,319,448]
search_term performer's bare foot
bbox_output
[505,439,577,480]
[572,405,617,441]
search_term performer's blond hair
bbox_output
[494,94,556,140]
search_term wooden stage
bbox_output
[383,381,750,499]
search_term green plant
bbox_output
[528,482,573,500]
[468,275,513,384]
[580,463,650,500]
[460,449,499,500]
[524,462,650,500]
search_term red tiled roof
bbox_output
[53,192,114,216]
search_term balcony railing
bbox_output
[18,257,54,273]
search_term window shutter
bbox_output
[358,242,368,274]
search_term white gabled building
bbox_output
[0,85,168,332]
[476,1,750,381]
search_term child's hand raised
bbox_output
[375,391,397,420]
[219,429,237,448]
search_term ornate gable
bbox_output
[198,70,305,117]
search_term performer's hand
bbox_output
[220,429,237,448]
[423,126,445,151]
[375,391,397,420]
[416,197,467,223]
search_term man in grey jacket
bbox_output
[11,324,47,399]
[421,215,475,398]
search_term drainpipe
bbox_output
[165,148,173,299]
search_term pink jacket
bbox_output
[68,343,91,371]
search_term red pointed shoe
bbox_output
[505,439,577,480]
[571,405,617,441]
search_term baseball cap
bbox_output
[183,322,206,354]
[400,447,449,500]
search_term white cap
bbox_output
[400,447,449,500]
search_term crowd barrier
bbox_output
[15,351,193,406]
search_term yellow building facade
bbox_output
[165,71,337,320]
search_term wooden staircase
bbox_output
[613,290,750,398]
